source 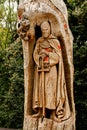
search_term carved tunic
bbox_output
[33,36,59,110]
[33,34,71,120]
[33,35,70,119]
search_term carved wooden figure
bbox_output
[17,0,75,130]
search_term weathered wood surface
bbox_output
[23,115,75,130]
[23,116,38,130]
[17,0,75,130]
[38,118,53,130]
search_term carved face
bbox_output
[41,21,51,38]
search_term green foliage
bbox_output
[73,41,87,129]
[68,0,87,43]
[0,0,17,49]
[0,0,24,128]
[66,0,87,129]
[0,39,24,128]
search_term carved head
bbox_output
[41,21,51,38]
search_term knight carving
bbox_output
[17,0,75,130]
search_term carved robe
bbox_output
[33,34,71,120]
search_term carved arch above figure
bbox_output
[17,11,74,110]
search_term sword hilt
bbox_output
[38,55,50,72]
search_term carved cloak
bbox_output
[33,34,71,120]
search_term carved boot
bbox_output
[32,109,42,118]
[51,110,62,122]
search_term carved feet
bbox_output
[32,109,64,123]
[32,109,42,118]
[51,110,62,122]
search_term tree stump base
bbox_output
[23,115,75,130]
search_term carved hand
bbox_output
[39,54,47,61]
[39,49,49,56]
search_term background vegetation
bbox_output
[0,0,87,129]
